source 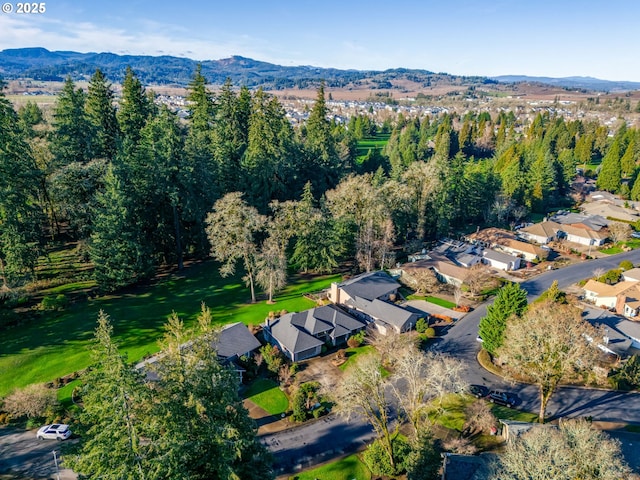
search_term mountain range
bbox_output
[1,47,639,92]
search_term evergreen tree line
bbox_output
[1,66,638,295]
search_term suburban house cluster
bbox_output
[583,268,640,318]
[263,271,420,361]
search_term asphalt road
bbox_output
[0,427,75,479]
[267,250,640,473]
[433,249,640,421]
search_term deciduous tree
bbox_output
[497,301,605,422]
[608,221,632,243]
[205,192,266,302]
[491,419,631,479]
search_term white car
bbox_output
[36,424,72,441]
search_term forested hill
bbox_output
[0,47,491,88]
[491,75,640,92]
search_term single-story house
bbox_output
[622,268,640,283]
[343,295,420,335]
[551,211,609,231]
[441,453,492,480]
[213,322,262,362]
[401,258,468,288]
[500,420,556,443]
[464,227,515,247]
[135,322,261,382]
[583,279,639,310]
[432,260,469,286]
[263,305,366,361]
[482,249,521,271]
[495,238,548,262]
[329,270,400,305]
[518,221,562,244]
[581,201,640,223]
[558,224,608,246]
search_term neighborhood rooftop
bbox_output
[337,270,400,301]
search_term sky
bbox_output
[0,0,639,81]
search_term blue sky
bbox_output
[1,0,638,81]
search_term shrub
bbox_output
[423,327,436,338]
[312,406,324,418]
[2,383,59,420]
[415,317,429,334]
[347,330,366,348]
[259,343,284,376]
[362,437,411,476]
[620,260,634,271]
[40,294,68,311]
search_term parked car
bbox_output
[487,390,516,407]
[36,424,72,441]
[631,232,640,239]
[469,384,488,398]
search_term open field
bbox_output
[0,258,340,397]
[355,134,390,160]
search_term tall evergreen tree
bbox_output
[117,67,151,156]
[242,89,295,211]
[597,139,622,193]
[478,282,528,355]
[184,66,218,254]
[90,165,153,291]
[85,69,119,160]
[211,79,250,194]
[148,307,273,479]
[49,76,93,165]
[68,311,151,479]
[303,82,341,191]
[0,85,44,286]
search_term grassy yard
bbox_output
[425,296,456,309]
[601,246,624,255]
[428,393,538,432]
[243,378,289,415]
[290,454,371,480]
[339,345,375,371]
[406,294,456,309]
[0,259,340,397]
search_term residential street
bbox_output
[267,250,640,472]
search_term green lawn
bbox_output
[243,378,289,415]
[290,454,371,480]
[428,393,538,432]
[355,134,390,160]
[406,294,457,309]
[339,345,375,371]
[0,260,340,397]
[425,296,456,309]
[601,246,624,255]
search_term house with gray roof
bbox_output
[329,270,419,335]
[212,322,262,362]
[482,249,521,271]
[135,322,261,382]
[263,305,366,361]
[329,270,400,304]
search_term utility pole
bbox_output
[52,450,61,480]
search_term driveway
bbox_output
[0,427,76,479]
[404,299,465,321]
